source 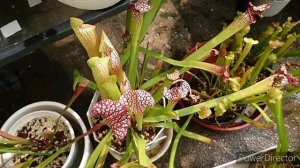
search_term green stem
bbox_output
[36,121,105,168]
[276,33,298,60]
[257,26,274,44]
[284,86,300,97]
[118,141,133,166]
[283,49,300,58]
[0,130,29,142]
[233,112,273,129]
[141,10,260,90]
[251,25,273,56]
[251,27,281,57]
[166,102,176,112]
[144,122,214,144]
[87,131,112,168]
[216,39,230,66]
[251,103,274,125]
[247,47,273,86]
[267,100,289,156]
[149,63,162,79]
[139,49,151,87]
[292,69,300,77]
[128,43,138,89]
[278,19,300,38]
[0,149,50,156]
[138,0,165,43]
[175,75,275,117]
[139,47,227,77]
[53,80,90,138]
[120,43,131,65]
[230,43,253,74]
[231,33,243,51]
[236,94,268,104]
[152,79,172,103]
[169,114,193,168]
[240,67,253,88]
[269,27,282,41]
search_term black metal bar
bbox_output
[0,0,130,67]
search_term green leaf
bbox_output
[169,114,193,168]
[144,122,214,144]
[142,115,170,123]
[291,68,300,77]
[0,130,29,142]
[138,0,165,43]
[35,144,71,168]
[120,43,131,65]
[131,131,151,167]
[73,69,81,90]
[0,140,31,145]
[0,148,50,155]
[175,75,275,117]
[98,75,121,100]
[267,100,289,156]
[95,134,112,168]
[86,131,113,168]
[140,8,264,90]
[233,112,273,129]
[139,47,226,77]
[251,103,274,125]
[14,157,38,168]
[135,114,143,131]
[143,106,178,120]
[118,141,133,166]
[138,50,151,87]
[73,70,98,90]
[120,161,150,168]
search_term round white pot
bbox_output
[1,111,76,168]
[0,101,92,168]
[86,92,173,162]
[57,0,121,10]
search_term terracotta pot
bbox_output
[191,107,262,132]
[0,101,92,168]
[181,69,263,132]
[86,92,173,162]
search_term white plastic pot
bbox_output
[86,92,173,162]
[0,101,92,168]
[57,0,121,10]
[1,111,76,168]
[252,0,291,17]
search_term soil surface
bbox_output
[1,0,299,167]
[14,116,71,167]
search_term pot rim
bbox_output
[57,0,121,10]
[1,110,76,168]
[0,101,92,168]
